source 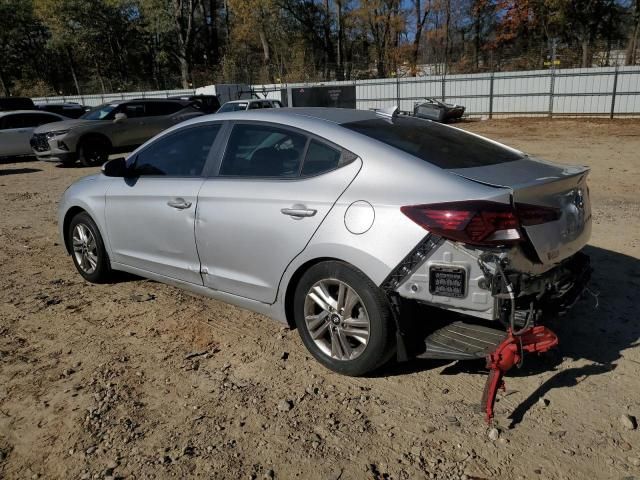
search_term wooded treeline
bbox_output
[1,0,639,96]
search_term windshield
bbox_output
[217,102,248,113]
[342,116,523,169]
[80,103,119,120]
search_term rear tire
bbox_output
[293,261,395,376]
[68,212,111,283]
[78,138,110,167]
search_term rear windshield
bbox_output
[342,117,523,169]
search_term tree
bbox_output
[410,0,432,74]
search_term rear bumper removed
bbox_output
[385,235,591,424]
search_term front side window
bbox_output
[81,103,119,120]
[220,124,307,177]
[130,124,221,177]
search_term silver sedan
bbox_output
[58,108,592,376]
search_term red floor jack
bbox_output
[481,325,559,424]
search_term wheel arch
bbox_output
[283,257,341,328]
[282,249,391,329]
[77,132,113,152]
[62,206,88,254]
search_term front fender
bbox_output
[58,174,111,256]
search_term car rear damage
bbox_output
[370,133,593,421]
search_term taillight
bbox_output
[515,203,561,226]
[401,201,521,246]
[401,201,560,246]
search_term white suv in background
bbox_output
[217,99,282,113]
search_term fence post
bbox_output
[610,65,619,119]
[548,68,556,118]
[489,72,495,119]
[396,74,400,106]
[441,74,446,102]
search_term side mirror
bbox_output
[114,112,127,123]
[101,157,129,177]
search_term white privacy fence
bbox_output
[33,65,640,118]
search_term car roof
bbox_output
[224,99,270,104]
[0,109,64,117]
[208,107,376,124]
[94,98,191,106]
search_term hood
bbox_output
[34,118,102,133]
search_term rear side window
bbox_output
[302,140,341,176]
[220,124,307,177]
[123,103,146,118]
[146,102,183,116]
[0,113,58,129]
[131,124,221,176]
[342,117,522,169]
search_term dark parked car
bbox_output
[413,98,465,122]
[169,94,220,114]
[0,96,36,111]
[36,102,87,119]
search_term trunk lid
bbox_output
[450,157,592,265]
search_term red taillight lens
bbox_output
[515,203,561,226]
[401,201,522,246]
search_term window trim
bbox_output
[210,120,357,181]
[126,121,227,179]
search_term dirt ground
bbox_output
[1,118,639,480]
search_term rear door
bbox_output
[196,122,361,303]
[105,123,223,283]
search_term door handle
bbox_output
[167,198,192,209]
[281,206,317,218]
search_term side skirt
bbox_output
[111,262,286,323]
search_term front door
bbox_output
[196,122,361,303]
[105,123,223,284]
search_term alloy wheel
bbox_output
[72,223,98,274]
[303,279,370,361]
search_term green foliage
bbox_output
[0,0,637,96]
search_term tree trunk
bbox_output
[444,0,451,75]
[94,60,107,94]
[173,0,196,89]
[581,38,590,68]
[258,25,271,82]
[411,0,430,76]
[66,47,82,95]
[322,0,332,80]
[179,55,189,89]
[0,68,9,96]
[626,0,640,65]
[336,0,345,81]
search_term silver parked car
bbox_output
[58,108,591,377]
[0,110,67,159]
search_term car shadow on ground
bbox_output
[0,155,39,165]
[0,167,42,176]
[373,245,640,426]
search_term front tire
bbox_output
[78,139,110,167]
[68,212,111,283]
[293,261,395,376]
